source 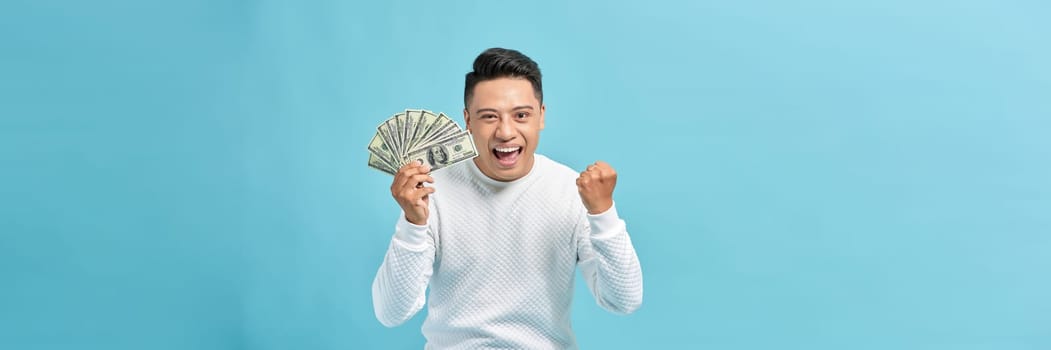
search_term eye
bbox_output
[480,114,497,120]
[515,112,529,119]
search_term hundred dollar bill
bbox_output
[393,112,406,157]
[411,110,440,151]
[367,152,398,175]
[367,133,399,167]
[379,117,402,161]
[414,113,461,151]
[404,109,424,152]
[403,130,478,172]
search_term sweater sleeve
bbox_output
[371,212,437,327]
[577,203,644,314]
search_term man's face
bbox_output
[464,77,545,182]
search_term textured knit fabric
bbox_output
[372,154,643,349]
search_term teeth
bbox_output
[494,147,520,153]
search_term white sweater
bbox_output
[372,154,643,349]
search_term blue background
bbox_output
[2,0,1049,349]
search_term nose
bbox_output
[494,116,515,140]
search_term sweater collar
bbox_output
[468,154,544,189]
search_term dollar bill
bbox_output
[411,110,440,151]
[403,129,478,172]
[404,109,424,152]
[367,152,398,175]
[393,112,406,158]
[379,117,402,161]
[414,113,460,151]
[367,133,398,166]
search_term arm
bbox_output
[575,161,643,314]
[577,203,643,314]
[372,161,437,327]
[371,213,436,327]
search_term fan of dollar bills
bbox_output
[367,109,479,175]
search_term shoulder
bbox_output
[533,154,588,224]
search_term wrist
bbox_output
[586,199,613,215]
[405,214,426,226]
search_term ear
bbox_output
[463,108,471,130]
[539,104,546,131]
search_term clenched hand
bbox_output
[576,161,617,214]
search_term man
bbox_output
[373,48,643,349]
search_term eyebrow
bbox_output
[474,106,534,114]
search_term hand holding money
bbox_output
[576,161,617,214]
[391,161,434,225]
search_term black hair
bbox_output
[464,48,543,107]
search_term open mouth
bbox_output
[492,146,522,167]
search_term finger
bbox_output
[398,187,418,204]
[396,175,433,203]
[393,162,425,190]
[580,168,601,179]
[393,162,418,188]
[397,160,422,174]
[404,174,434,189]
[400,185,432,203]
[417,187,436,204]
[412,187,436,205]
[591,161,615,178]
